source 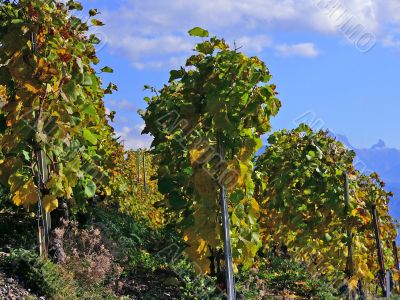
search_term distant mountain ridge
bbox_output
[335,134,400,185]
[335,135,400,220]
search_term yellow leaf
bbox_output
[65,186,73,199]
[393,270,400,281]
[196,238,207,255]
[0,84,7,103]
[53,81,59,92]
[42,195,58,212]
[56,48,72,61]
[250,198,260,212]
[24,82,40,94]
[12,179,39,208]
[46,83,53,93]
[37,57,46,69]
[238,146,251,160]
[57,49,67,55]
[185,238,211,274]
[189,148,205,165]
[233,263,238,274]
[105,186,112,196]
[238,161,249,186]
[347,276,358,290]
[51,111,61,118]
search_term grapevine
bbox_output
[254,124,397,292]
[0,0,117,213]
[141,27,281,272]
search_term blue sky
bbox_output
[79,0,400,150]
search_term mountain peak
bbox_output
[371,139,386,150]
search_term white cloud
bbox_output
[120,116,129,123]
[235,35,273,53]
[106,99,136,110]
[382,35,400,48]
[107,35,192,61]
[134,123,146,132]
[115,126,152,149]
[132,55,188,70]
[275,43,320,57]
[115,126,132,138]
[92,0,400,69]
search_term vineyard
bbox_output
[0,1,399,299]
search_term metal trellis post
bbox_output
[344,173,356,300]
[372,204,387,297]
[217,131,236,300]
[37,148,50,258]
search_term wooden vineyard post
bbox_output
[37,148,50,258]
[393,241,400,288]
[393,240,399,270]
[357,279,366,300]
[344,173,356,300]
[217,131,236,300]
[372,204,387,296]
[143,151,147,193]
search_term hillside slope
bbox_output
[0,207,337,299]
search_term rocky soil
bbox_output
[0,271,35,300]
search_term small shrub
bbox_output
[236,255,338,299]
[62,220,123,285]
[0,249,77,299]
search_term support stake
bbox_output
[386,271,391,299]
[344,173,356,300]
[143,152,147,193]
[137,149,141,182]
[217,131,236,300]
[372,204,387,296]
[36,148,50,258]
[393,240,400,288]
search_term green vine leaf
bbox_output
[82,128,98,145]
[188,27,209,37]
[91,19,105,26]
[100,66,113,73]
